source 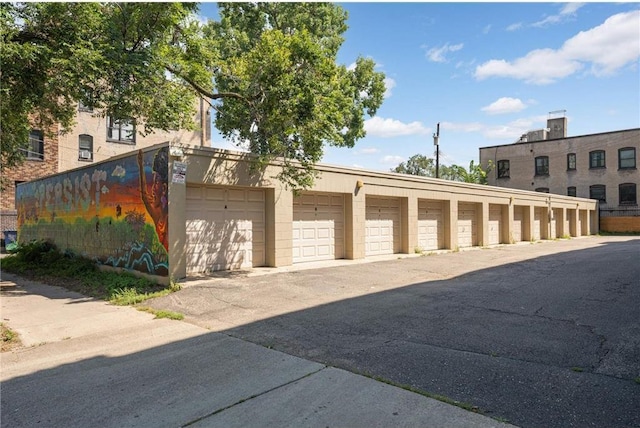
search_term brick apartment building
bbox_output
[479,113,639,232]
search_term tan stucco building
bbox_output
[168,143,598,279]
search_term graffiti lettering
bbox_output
[54,182,63,208]
[45,183,54,213]
[37,183,45,211]
[92,169,107,210]
[63,178,73,211]
[74,173,92,211]
[16,150,169,277]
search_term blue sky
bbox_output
[199,2,640,172]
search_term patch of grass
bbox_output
[2,239,178,306]
[137,307,184,320]
[109,287,173,306]
[571,366,584,372]
[2,323,16,342]
[634,377,640,384]
[1,323,22,352]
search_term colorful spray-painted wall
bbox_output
[16,145,170,277]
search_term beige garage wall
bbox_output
[168,145,598,279]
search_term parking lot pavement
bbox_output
[1,273,514,428]
[146,236,640,428]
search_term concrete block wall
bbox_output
[168,145,598,279]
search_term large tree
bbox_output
[1,2,385,189]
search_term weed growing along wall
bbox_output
[16,145,170,277]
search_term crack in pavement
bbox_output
[181,365,329,427]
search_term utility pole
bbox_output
[433,122,440,178]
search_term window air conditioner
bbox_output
[79,150,92,160]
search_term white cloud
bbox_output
[483,24,492,35]
[475,10,640,84]
[532,3,585,28]
[441,115,548,141]
[481,97,527,115]
[380,155,405,165]
[384,77,396,98]
[482,116,546,139]
[561,3,585,15]
[365,116,430,138]
[506,22,523,32]
[475,48,583,84]
[425,43,464,63]
[562,11,640,76]
[355,147,380,155]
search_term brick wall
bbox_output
[600,217,640,233]
[1,123,59,227]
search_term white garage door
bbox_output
[366,197,401,256]
[513,206,524,242]
[533,207,543,241]
[457,202,477,248]
[418,200,444,251]
[488,204,503,245]
[293,192,344,263]
[186,186,265,274]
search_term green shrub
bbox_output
[2,240,174,305]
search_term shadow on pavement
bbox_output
[2,239,639,428]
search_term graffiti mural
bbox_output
[16,146,170,277]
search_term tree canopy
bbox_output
[1,2,385,189]
[392,154,493,185]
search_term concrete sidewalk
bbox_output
[0,272,514,428]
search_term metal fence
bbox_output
[599,206,640,233]
[599,207,640,217]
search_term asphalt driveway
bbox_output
[147,236,640,428]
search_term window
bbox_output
[567,153,576,170]
[619,147,636,169]
[535,187,549,193]
[497,160,510,178]
[619,183,637,205]
[78,100,93,113]
[107,116,135,143]
[535,156,549,176]
[78,134,93,161]
[78,89,94,112]
[24,129,44,160]
[589,150,605,169]
[567,187,577,197]
[589,185,606,203]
